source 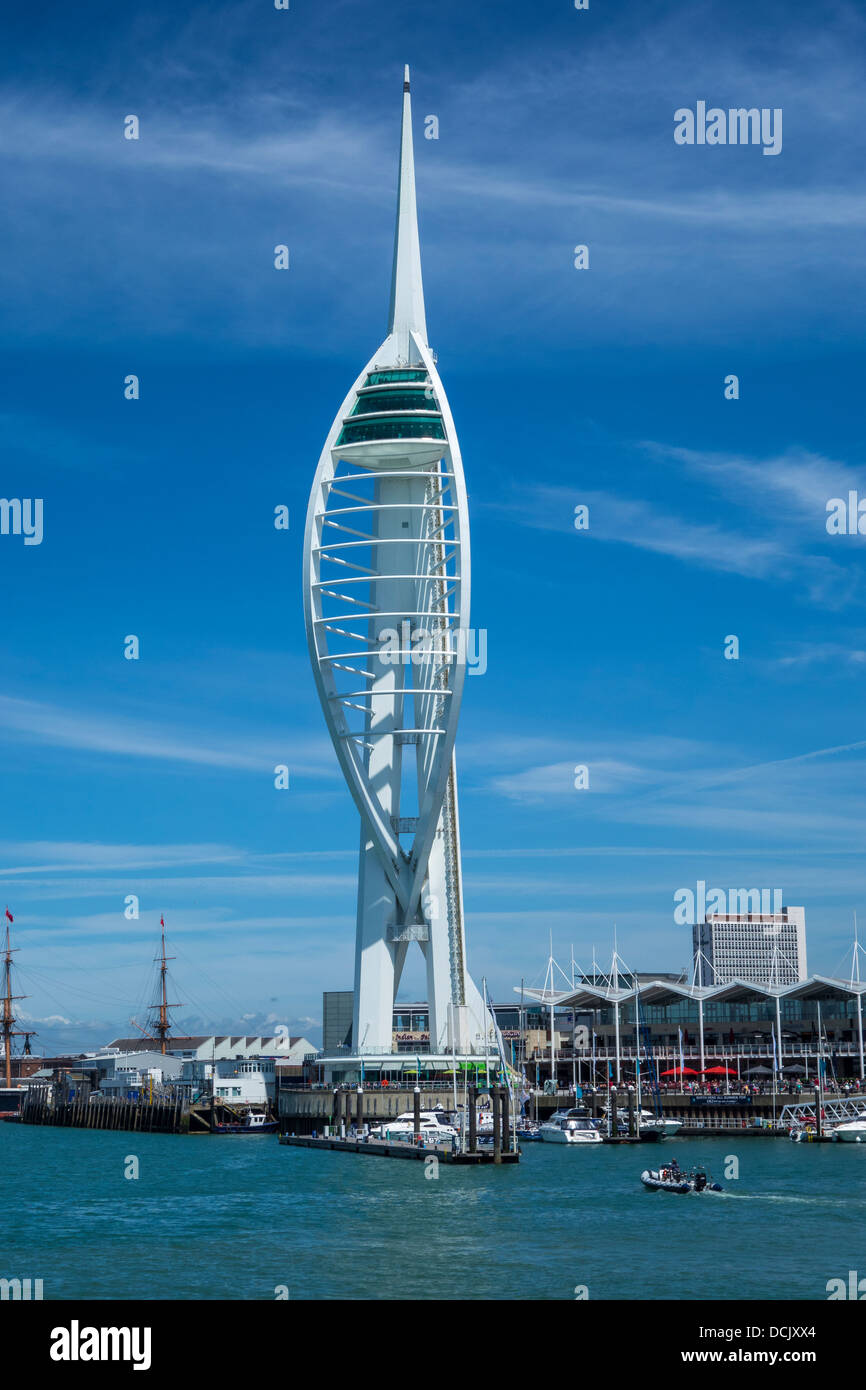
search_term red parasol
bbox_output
[702,1066,737,1075]
[660,1066,698,1076]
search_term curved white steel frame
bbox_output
[302,69,488,1056]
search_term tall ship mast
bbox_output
[2,908,36,1087]
[131,916,181,1056]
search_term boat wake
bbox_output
[712,1191,865,1206]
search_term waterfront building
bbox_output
[20,1049,187,1100]
[517,971,866,1083]
[103,1033,314,1063]
[8,1054,91,1082]
[303,69,493,1077]
[693,905,807,986]
[211,1058,275,1106]
[93,1051,183,1097]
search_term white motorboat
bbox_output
[640,1115,683,1138]
[789,1123,819,1142]
[831,1118,866,1143]
[369,1110,458,1142]
[603,1106,682,1139]
[515,1118,542,1140]
[539,1109,603,1145]
[212,1107,278,1134]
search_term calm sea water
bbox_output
[3,1124,864,1300]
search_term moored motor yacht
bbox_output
[831,1118,866,1143]
[369,1110,458,1142]
[639,1115,683,1139]
[539,1109,603,1145]
[602,1106,682,1139]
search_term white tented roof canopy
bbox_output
[515,974,866,1010]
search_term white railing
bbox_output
[678,1116,780,1130]
[780,1097,866,1126]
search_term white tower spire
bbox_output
[387,64,428,361]
[303,70,490,1070]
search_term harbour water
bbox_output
[3,1124,864,1300]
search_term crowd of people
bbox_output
[556,1075,863,1098]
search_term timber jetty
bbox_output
[22,1086,186,1134]
[20,1086,274,1136]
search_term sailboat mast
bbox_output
[634,981,641,1110]
[853,913,864,1082]
[151,916,179,1056]
[548,936,557,1092]
[159,920,168,1055]
[2,918,13,1088]
[612,945,621,1085]
[2,910,31,1088]
[570,946,578,1093]
[817,999,824,1109]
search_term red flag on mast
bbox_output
[160,915,164,927]
[4,908,12,922]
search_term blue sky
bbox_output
[2,0,866,1053]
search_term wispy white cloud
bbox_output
[0,694,336,777]
[488,441,865,605]
[491,483,790,578]
[1,874,355,903]
[0,840,243,876]
[774,643,866,669]
[4,93,866,234]
[470,726,866,851]
[2,8,866,355]
[644,443,866,524]
[490,758,651,803]
[13,909,354,942]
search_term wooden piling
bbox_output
[412,1086,421,1143]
